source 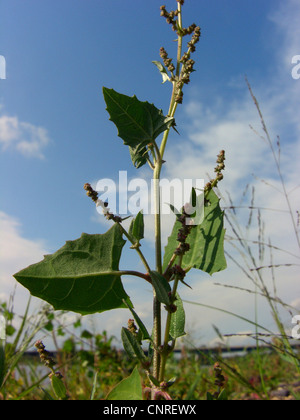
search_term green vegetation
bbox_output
[0,303,299,400]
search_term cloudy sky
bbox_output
[0,0,299,349]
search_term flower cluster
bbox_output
[214,149,226,179]
[173,204,196,256]
[212,362,227,399]
[127,318,138,336]
[169,264,186,281]
[205,150,226,192]
[160,5,179,32]
[159,4,201,105]
[83,182,98,203]
[160,47,175,73]
[83,183,122,223]
[35,340,64,381]
[214,362,226,388]
[187,25,201,53]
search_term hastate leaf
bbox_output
[163,190,227,276]
[13,224,131,315]
[103,87,174,168]
[106,366,143,400]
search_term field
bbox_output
[1,307,299,400]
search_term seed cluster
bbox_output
[212,362,227,399]
[160,6,179,32]
[127,318,138,336]
[214,362,226,388]
[35,340,64,382]
[83,183,122,223]
[160,47,175,73]
[83,182,98,203]
[169,264,186,281]
[173,205,195,257]
[205,150,226,192]
[159,4,201,105]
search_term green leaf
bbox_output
[122,300,152,341]
[129,145,148,169]
[163,190,227,276]
[152,61,170,84]
[168,203,181,216]
[5,325,16,337]
[149,271,171,306]
[148,374,160,387]
[170,293,186,340]
[13,224,132,315]
[129,211,144,243]
[81,329,93,339]
[121,327,147,362]
[106,366,143,400]
[217,388,228,400]
[206,391,215,400]
[103,87,174,168]
[50,373,68,400]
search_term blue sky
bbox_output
[0,0,299,348]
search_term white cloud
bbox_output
[0,211,48,309]
[290,298,300,310]
[0,115,50,159]
[269,0,300,72]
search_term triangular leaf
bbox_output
[106,366,143,400]
[163,190,227,276]
[14,224,132,315]
[103,87,174,168]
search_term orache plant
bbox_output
[13,1,227,400]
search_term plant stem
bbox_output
[152,167,162,381]
[159,251,183,382]
[151,2,184,386]
[159,280,180,382]
[117,222,151,273]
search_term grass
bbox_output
[0,320,299,400]
[0,292,299,400]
